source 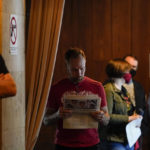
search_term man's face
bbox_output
[67,55,86,84]
[125,56,138,71]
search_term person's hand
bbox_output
[91,110,110,125]
[128,113,142,122]
[43,107,73,125]
[59,106,73,119]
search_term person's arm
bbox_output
[43,107,72,126]
[43,108,60,125]
[0,73,17,98]
[91,106,110,126]
[101,106,110,125]
[105,86,141,124]
[105,86,129,124]
[91,84,110,126]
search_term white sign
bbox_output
[10,14,18,55]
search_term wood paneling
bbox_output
[132,0,150,94]
[92,0,112,61]
[112,0,131,57]
[53,0,150,93]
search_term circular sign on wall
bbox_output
[10,16,17,45]
[10,14,18,55]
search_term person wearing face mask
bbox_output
[123,55,148,150]
[99,58,142,150]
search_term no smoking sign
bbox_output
[10,14,18,55]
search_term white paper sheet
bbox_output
[126,117,142,147]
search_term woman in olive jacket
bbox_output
[99,58,142,150]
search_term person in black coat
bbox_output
[124,55,149,150]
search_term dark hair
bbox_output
[65,47,86,63]
[106,58,131,78]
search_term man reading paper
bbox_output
[43,48,109,150]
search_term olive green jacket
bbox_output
[100,82,134,143]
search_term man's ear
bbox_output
[65,62,70,74]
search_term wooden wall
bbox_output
[53,0,150,95]
[35,0,150,149]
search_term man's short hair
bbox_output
[106,58,131,78]
[65,47,86,63]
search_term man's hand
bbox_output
[91,110,110,125]
[59,107,73,119]
[43,107,73,126]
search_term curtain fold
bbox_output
[25,0,65,149]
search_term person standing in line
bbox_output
[99,58,142,150]
[0,55,16,98]
[43,47,110,150]
[123,55,149,150]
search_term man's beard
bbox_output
[70,77,83,84]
